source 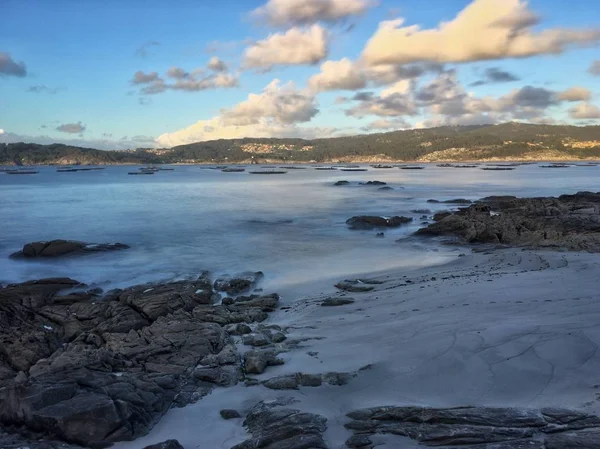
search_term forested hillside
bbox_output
[2,123,599,165]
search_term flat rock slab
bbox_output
[11,240,129,258]
[321,297,356,306]
[346,216,413,230]
[231,399,328,449]
[344,405,600,447]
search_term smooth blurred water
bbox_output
[0,164,598,291]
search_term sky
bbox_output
[1,0,599,150]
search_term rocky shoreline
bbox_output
[4,192,600,448]
[0,272,291,448]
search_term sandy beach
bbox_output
[110,246,600,448]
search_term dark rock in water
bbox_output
[378,186,393,191]
[359,181,386,186]
[376,232,385,237]
[10,240,129,259]
[411,209,431,214]
[346,215,412,230]
[143,440,184,449]
[214,271,264,294]
[220,409,241,420]
[321,297,355,306]
[344,405,600,448]
[232,399,328,449]
[417,191,600,252]
[427,199,472,205]
[334,180,350,186]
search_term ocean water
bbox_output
[1,164,598,292]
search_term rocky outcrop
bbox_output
[10,240,129,259]
[346,216,413,230]
[232,398,328,449]
[416,191,600,252]
[344,405,600,448]
[0,273,280,448]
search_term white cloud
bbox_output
[589,60,600,76]
[131,66,238,94]
[0,129,4,134]
[308,57,438,92]
[243,25,328,70]
[362,0,600,66]
[556,87,592,102]
[308,58,367,92]
[156,80,322,146]
[569,103,600,119]
[221,79,318,125]
[251,0,373,26]
[207,57,228,72]
[343,69,589,128]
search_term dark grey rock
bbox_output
[417,192,600,252]
[243,350,284,374]
[143,440,184,449]
[231,399,327,449]
[220,409,241,420]
[344,405,600,448]
[346,434,373,448]
[242,333,271,347]
[335,280,375,292]
[214,272,264,294]
[346,215,412,230]
[321,297,356,306]
[11,240,129,259]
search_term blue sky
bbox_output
[1,0,599,149]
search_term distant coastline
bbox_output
[2,122,599,166]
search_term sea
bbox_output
[1,163,598,293]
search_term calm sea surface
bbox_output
[1,164,598,291]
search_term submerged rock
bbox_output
[334,180,350,186]
[10,240,129,258]
[346,215,412,230]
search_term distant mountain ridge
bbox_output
[2,123,600,165]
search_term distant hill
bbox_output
[2,123,600,165]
